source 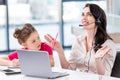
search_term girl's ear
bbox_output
[21,43,27,48]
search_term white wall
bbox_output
[107,14,120,33]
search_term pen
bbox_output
[52,32,58,48]
[54,32,58,41]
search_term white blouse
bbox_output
[68,34,116,76]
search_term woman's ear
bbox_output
[21,43,27,48]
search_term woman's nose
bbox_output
[82,15,88,19]
[81,16,87,22]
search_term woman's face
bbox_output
[81,7,96,30]
[22,31,41,50]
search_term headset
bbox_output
[96,14,101,24]
[79,14,101,27]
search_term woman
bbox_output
[44,3,116,76]
[0,23,54,67]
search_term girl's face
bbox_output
[22,31,41,50]
[81,7,96,30]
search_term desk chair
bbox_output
[111,51,120,78]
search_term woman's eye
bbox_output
[88,13,93,16]
[82,13,84,16]
[81,13,92,17]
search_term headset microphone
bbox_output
[79,24,84,26]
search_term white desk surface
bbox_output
[0,67,119,80]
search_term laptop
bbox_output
[17,50,69,79]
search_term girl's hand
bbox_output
[11,59,19,67]
[95,45,111,59]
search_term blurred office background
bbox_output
[0,0,120,53]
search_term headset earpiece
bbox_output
[96,14,101,24]
[96,18,101,24]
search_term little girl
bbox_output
[0,23,54,67]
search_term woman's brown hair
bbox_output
[84,3,112,52]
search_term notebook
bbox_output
[17,50,69,79]
[0,66,21,75]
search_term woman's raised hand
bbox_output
[95,45,111,60]
[44,34,63,52]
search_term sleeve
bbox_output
[8,51,18,60]
[68,37,84,70]
[68,39,78,70]
[41,43,53,55]
[102,40,117,76]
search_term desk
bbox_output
[0,68,119,80]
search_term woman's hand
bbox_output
[44,34,69,68]
[95,45,111,60]
[95,45,111,75]
[44,34,63,53]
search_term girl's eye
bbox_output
[32,40,35,43]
